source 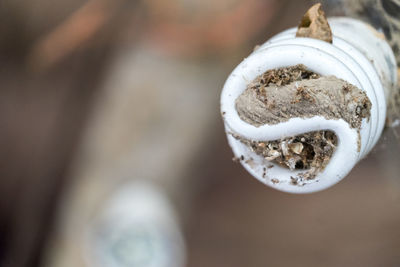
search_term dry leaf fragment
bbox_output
[296,3,332,43]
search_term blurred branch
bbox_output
[144,0,283,55]
[28,0,128,72]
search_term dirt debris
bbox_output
[296,3,333,43]
[234,64,372,181]
[254,64,319,87]
[236,130,337,180]
[271,178,279,184]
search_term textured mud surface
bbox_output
[234,65,371,180]
[236,65,371,128]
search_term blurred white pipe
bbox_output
[221,17,397,193]
[85,181,186,267]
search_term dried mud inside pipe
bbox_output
[234,65,371,179]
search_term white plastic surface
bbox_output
[220,17,397,193]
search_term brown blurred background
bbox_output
[1,0,400,267]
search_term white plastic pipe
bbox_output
[221,17,397,193]
[85,181,186,267]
